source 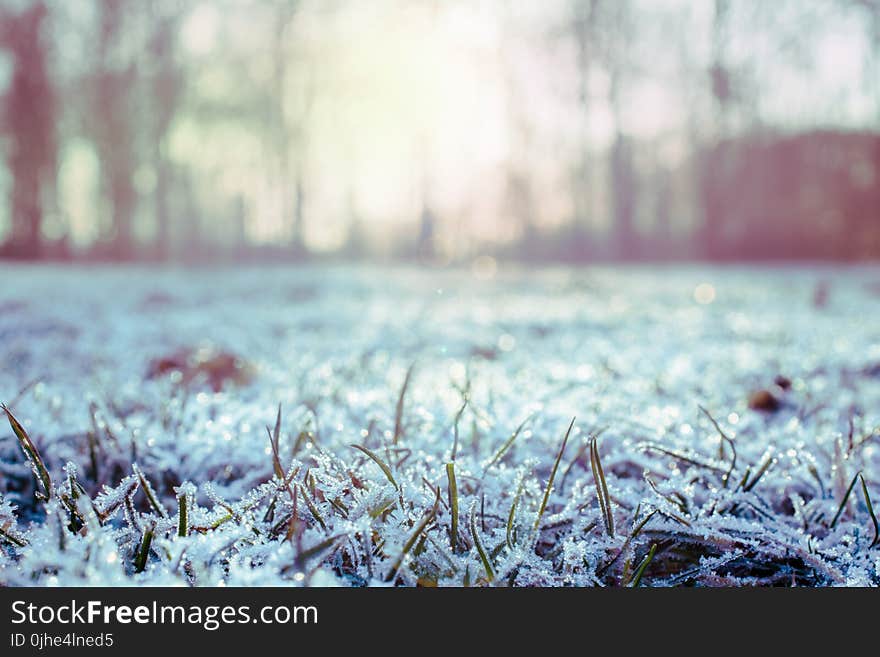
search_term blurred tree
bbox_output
[652,160,673,253]
[699,0,733,259]
[0,0,875,263]
[503,170,537,258]
[569,0,598,259]
[148,5,183,260]
[594,0,638,259]
[0,1,57,258]
[499,1,538,259]
[269,0,313,257]
[89,0,139,259]
[417,205,436,261]
[180,168,201,255]
[342,185,367,260]
[697,131,880,260]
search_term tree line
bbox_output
[1,0,878,262]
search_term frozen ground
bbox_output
[0,263,878,586]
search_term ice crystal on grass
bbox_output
[0,493,26,553]
[0,265,879,586]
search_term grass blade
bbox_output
[830,471,860,528]
[506,477,525,549]
[386,487,439,582]
[267,404,284,479]
[641,443,725,473]
[597,508,658,577]
[132,463,168,518]
[700,405,736,487]
[3,403,51,501]
[350,444,398,489]
[177,490,189,537]
[295,534,345,569]
[134,521,155,573]
[368,497,397,520]
[208,513,233,531]
[485,413,534,471]
[742,455,774,492]
[534,417,575,531]
[0,526,27,548]
[628,543,657,587]
[392,363,415,445]
[470,502,494,583]
[296,482,327,531]
[858,474,878,547]
[590,435,614,537]
[10,378,39,408]
[560,426,608,491]
[450,399,467,462]
[446,462,459,552]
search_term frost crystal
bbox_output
[0,267,878,586]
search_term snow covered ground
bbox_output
[1,263,878,586]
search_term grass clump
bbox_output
[2,367,879,587]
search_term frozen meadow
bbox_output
[0,263,878,586]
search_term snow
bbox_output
[0,263,878,586]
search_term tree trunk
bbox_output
[10,171,43,258]
[611,134,636,259]
[155,144,170,260]
[111,170,136,259]
[292,174,305,255]
[2,2,56,259]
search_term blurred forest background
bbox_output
[0,0,878,264]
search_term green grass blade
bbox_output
[177,491,189,537]
[735,466,751,493]
[368,497,397,519]
[628,543,657,587]
[450,399,467,462]
[296,482,327,531]
[534,417,575,531]
[350,444,398,489]
[597,508,659,577]
[295,534,345,568]
[208,513,233,530]
[3,403,51,501]
[830,471,861,528]
[134,521,155,573]
[560,426,608,491]
[446,462,459,552]
[267,403,284,479]
[742,455,774,492]
[386,487,439,582]
[470,502,495,583]
[10,378,39,408]
[0,526,27,548]
[590,435,614,537]
[393,363,415,445]
[485,413,534,471]
[132,463,168,518]
[506,477,525,549]
[858,474,878,547]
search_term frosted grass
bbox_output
[0,264,878,586]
